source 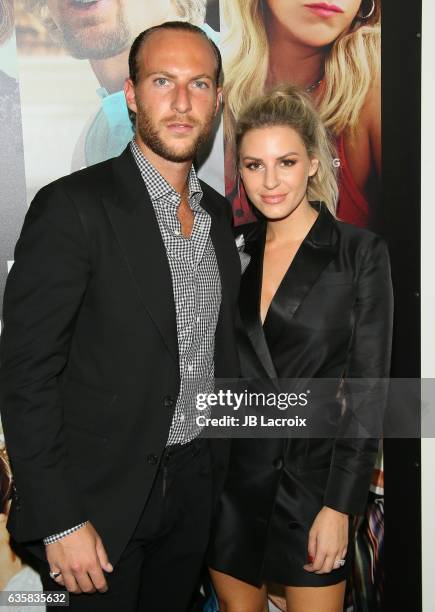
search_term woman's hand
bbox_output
[303,506,348,574]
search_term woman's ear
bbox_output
[309,157,319,177]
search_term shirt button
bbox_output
[163,396,174,408]
[147,454,158,465]
[196,316,200,323]
[273,457,284,470]
[180,414,185,421]
[188,365,193,373]
[174,230,180,236]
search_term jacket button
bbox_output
[147,454,158,465]
[273,457,284,470]
[163,396,174,408]
[288,521,299,530]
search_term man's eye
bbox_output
[192,81,208,89]
[155,78,169,86]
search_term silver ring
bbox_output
[336,559,346,567]
[49,570,62,580]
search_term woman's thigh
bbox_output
[209,568,268,612]
[285,580,346,612]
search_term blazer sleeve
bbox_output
[0,182,91,541]
[323,234,393,516]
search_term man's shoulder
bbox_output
[199,179,232,220]
[31,158,116,221]
[44,158,114,198]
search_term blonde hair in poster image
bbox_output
[222,0,380,144]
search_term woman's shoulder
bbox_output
[334,217,388,260]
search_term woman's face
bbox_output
[264,0,362,48]
[239,125,318,221]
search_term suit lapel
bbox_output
[103,147,178,364]
[239,220,278,379]
[239,204,339,375]
[264,203,339,339]
[200,183,240,314]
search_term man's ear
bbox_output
[124,77,137,115]
[215,86,223,115]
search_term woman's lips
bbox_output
[304,3,344,17]
[260,194,287,204]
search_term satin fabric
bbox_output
[209,203,393,587]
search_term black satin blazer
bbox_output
[210,203,393,585]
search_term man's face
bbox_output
[124,29,221,164]
[46,0,175,60]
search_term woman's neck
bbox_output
[266,15,325,90]
[266,198,318,245]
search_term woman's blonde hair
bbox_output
[223,0,381,144]
[21,0,207,41]
[236,85,339,214]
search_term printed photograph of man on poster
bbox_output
[15,0,224,196]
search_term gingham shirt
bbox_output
[43,141,221,546]
[130,140,221,445]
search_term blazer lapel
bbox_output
[239,220,278,379]
[103,147,178,364]
[264,203,339,339]
[199,184,240,314]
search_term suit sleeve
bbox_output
[0,182,91,541]
[323,235,393,515]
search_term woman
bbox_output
[208,86,393,612]
[223,0,380,228]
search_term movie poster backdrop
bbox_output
[0,1,385,610]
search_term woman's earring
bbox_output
[358,0,375,19]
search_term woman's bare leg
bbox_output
[285,580,346,612]
[209,568,268,612]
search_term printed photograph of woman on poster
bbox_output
[222,0,380,230]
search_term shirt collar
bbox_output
[130,139,202,206]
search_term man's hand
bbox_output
[46,522,113,594]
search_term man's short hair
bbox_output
[128,21,222,87]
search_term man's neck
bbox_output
[135,138,192,195]
[90,50,129,94]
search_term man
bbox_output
[0,22,240,611]
[20,0,224,192]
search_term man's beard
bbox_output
[136,106,216,164]
[58,4,130,60]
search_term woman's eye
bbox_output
[245,162,262,171]
[281,159,296,167]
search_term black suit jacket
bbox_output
[209,203,393,585]
[0,146,240,565]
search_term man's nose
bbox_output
[171,84,192,114]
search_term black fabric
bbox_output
[209,203,393,587]
[35,440,212,611]
[0,146,240,570]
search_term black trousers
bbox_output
[36,438,212,611]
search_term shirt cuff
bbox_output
[43,521,88,545]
